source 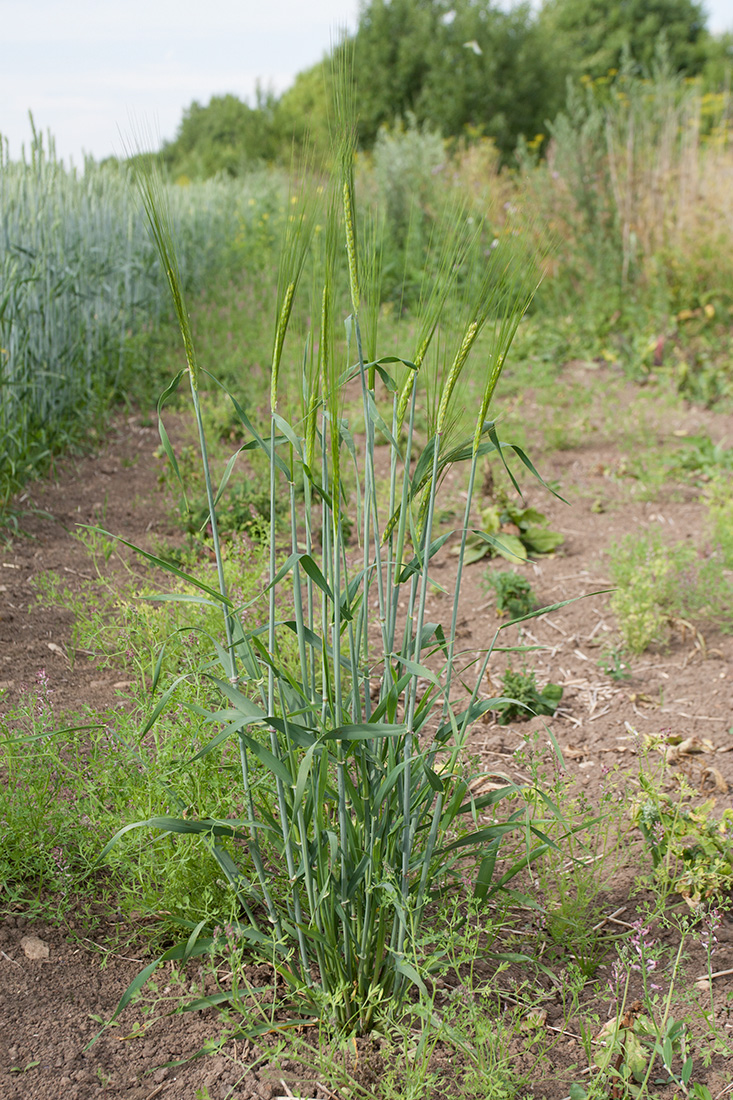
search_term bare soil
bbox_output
[2,365,733,1098]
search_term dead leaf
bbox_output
[469,772,513,795]
[628,692,655,707]
[671,617,707,655]
[677,736,714,756]
[700,766,729,794]
[46,642,67,661]
[563,745,586,760]
[620,1000,643,1029]
[20,936,49,961]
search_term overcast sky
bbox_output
[2,0,731,166]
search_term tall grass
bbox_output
[94,73,576,1039]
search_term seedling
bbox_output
[598,644,631,681]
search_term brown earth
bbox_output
[2,364,733,1098]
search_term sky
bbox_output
[2,0,731,167]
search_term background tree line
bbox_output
[156,0,732,179]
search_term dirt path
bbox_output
[2,370,733,1099]
[1,413,181,716]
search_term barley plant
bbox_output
[100,78,562,1037]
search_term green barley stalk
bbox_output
[100,73,560,1041]
[444,237,542,706]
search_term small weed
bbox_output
[462,490,564,565]
[672,433,733,483]
[75,518,115,564]
[486,569,536,619]
[707,471,733,568]
[495,666,563,725]
[597,644,631,682]
[513,735,632,979]
[634,766,733,906]
[575,908,728,1099]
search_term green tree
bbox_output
[418,2,561,152]
[350,0,439,145]
[701,30,733,90]
[351,0,557,157]
[538,0,710,81]
[161,91,278,179]
[273,60,335,168]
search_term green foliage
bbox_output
[576,893,723,1097]
[351,0,557,158]
[592,1010,694,1090]
[495,667,563,725]
[707,472,733,568]
[486,569,535,619]
[0,537,271,926]
[274,61,336,169]
[0,128,266,514]
[609,532,733,653]
[0,686,239,925]
[538,0,710,83]
[671,432,733,483]
[597,644,632,682]
[370,116,447,303]
[125,0,727,188]
[158,440,275,541]
[525,64,733,401]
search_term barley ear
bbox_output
[436,321,479,434]
[130,158,199,390]
[271,280,296,413]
